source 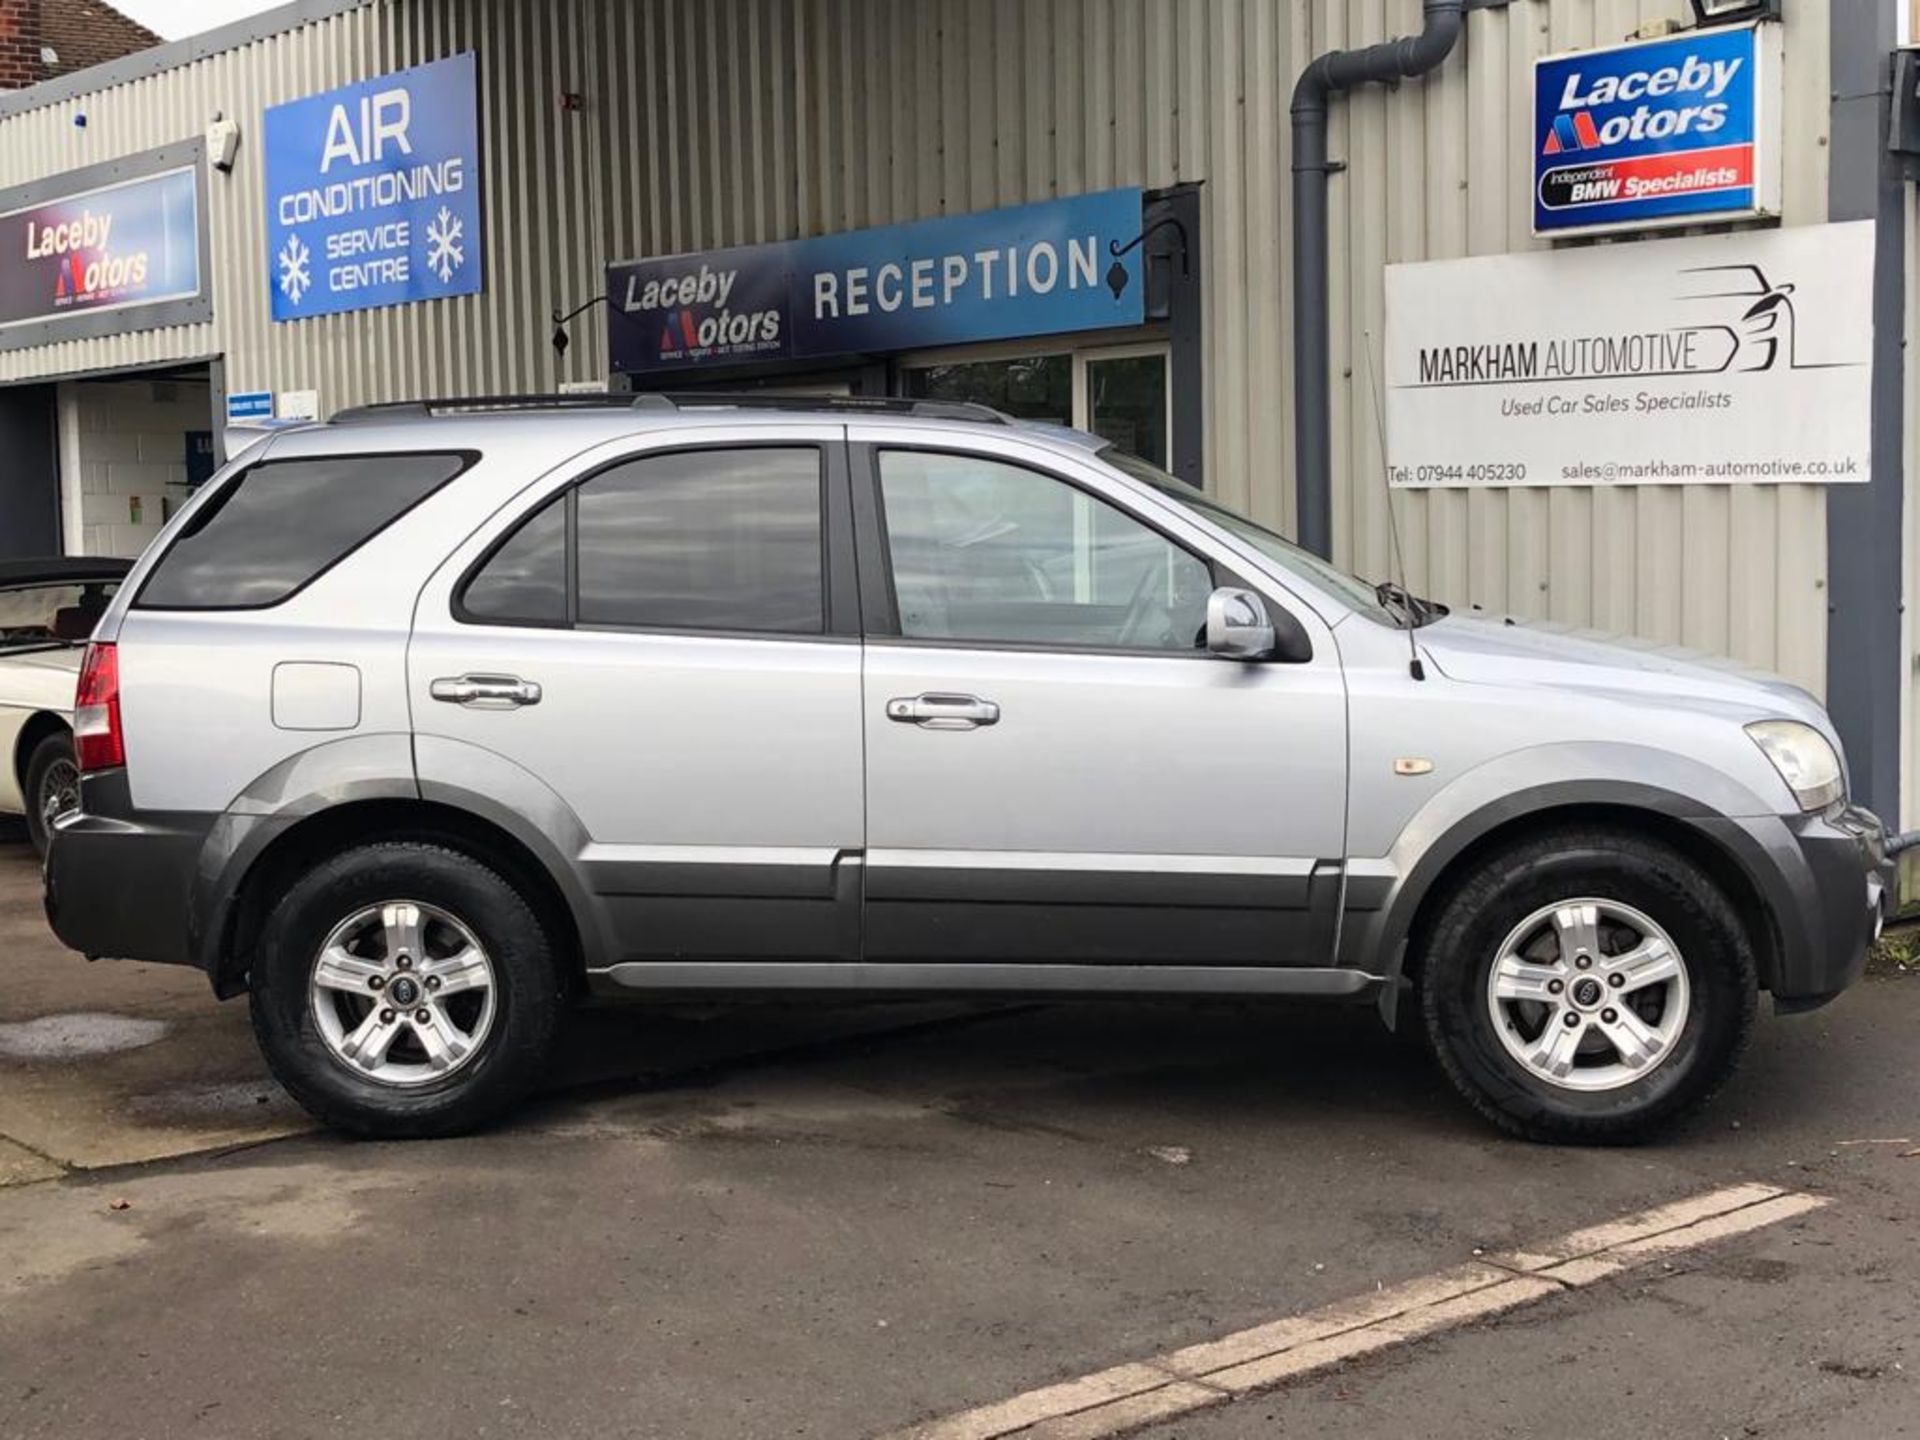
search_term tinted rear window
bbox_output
[460,491,568,625]
[136,452,471,610]
[574,448,824,633]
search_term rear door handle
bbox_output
[430,673,543,709]
[886,692,1000,730]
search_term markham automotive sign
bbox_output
[264,53,482,321]
[1384,222,1872,489]
[1533,23,1781,236]
[0,167,201,332]
[606,189,1146,374]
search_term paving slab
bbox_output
[0,1136,59,1187]
[0,841,988,1169]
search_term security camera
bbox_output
[207,115,240,173]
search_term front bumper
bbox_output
[1709,802,1890,1012]
[43,770,210,970]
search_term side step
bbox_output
[588,962,1385,999]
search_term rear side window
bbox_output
[136,452,472,610]
[460,493,567,625]
[458,447,825,635]
[577,448,822,633]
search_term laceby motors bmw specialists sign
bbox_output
[606,189,1147,374]
[1384,223,1872,489]
[1534,24,1781,236]
[0,167,201,334]
[264,53,482,320]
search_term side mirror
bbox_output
[1207,587,1275,660]
[1205,586,1313,663]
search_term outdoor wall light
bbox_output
[1688,0,1781,26]
[550,295,608,359]
[206,113,240,173]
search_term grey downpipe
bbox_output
[1291,0,1465,559]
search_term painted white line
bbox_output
[1495,1179,1786,1272]
[879,1182,1829,1440]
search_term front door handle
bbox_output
[430,673,543,709]
[886,692,1000,730]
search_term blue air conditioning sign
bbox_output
[264,53,483,320]
[606,189,1146,375]
[1533,23,1781,237]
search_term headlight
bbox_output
[1745,720,1844,812]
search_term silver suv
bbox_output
[45,395,1890,1142]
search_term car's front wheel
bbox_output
[1419,828,1756,1144]
[23,730,79,858]
[249,842,565,1138]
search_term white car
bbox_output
[0,558,129,854]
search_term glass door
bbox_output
[1077,344,1170,470]
[903,341,1172,468]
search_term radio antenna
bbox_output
[1361,328,1424,682]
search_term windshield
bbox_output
[1101,449,1397,623]
[0,581,120,652]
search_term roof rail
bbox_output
[328,392,1011,426]
[649,393,1011,424]
[329,394,669,423]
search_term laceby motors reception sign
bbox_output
[0,167,201,333]
[606,189,1147,375]
[1384,223,1872,489]
[264,53,483,321]
[1533,24,1782,236]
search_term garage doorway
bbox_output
[56,367,215,558]
[0,384,59,559]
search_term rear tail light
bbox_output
[73,641,124,772]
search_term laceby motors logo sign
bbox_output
[263,53,483,321]
[1533,24,1781,237]
[621,262,786,369]
[0,167,201,333]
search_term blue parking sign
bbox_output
[263,53,483,321]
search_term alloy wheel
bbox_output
[308,900,497,1087]
[1485,897,1690,1093]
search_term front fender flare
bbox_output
[1342,742,1786,1027]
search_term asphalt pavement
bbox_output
[1,839,1914,1439]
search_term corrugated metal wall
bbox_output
[0,0,1835,691]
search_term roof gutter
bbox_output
[1290,0,1465,559]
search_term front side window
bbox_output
[1104,448,1396,624]
[138,452,470,610]
[877,450,1211,651]
[459,447,826,636]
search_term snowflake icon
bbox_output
[277,233,311,306]
[425,206,465,284]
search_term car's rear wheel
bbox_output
[1418,829,1756,1144]
[23,730,79,858]
[249,842,564,1138]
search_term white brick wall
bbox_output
[58,379,209,559]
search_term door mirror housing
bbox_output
[1205,586,1311,663]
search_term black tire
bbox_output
[249,841,564,1138]
[1418,828,1756,1145]
[22,730,78,859]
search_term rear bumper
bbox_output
[1709,803,1890,1012]
[43,770,211,971]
